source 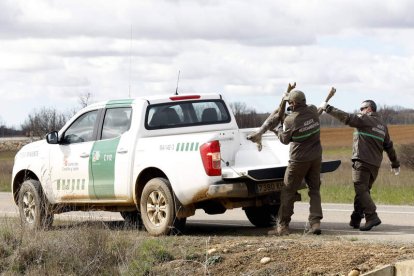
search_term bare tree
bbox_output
[79,92,93,108]
[229,102,263,128]
[21,107,68,138]
[0,116,5,137]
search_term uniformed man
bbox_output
[321,99,400,231]
[269,90,323,236]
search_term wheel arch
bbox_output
[134,167,167,206]
[12,170,40,204]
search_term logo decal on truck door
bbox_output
[89,137,121,199]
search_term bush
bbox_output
[398,143,414,169]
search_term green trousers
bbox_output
[278,157,323,226]
[351,160,379,221]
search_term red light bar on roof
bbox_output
[170,95,201,101]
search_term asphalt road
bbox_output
[2,192,414,243]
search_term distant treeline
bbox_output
[230,102,414,129]
[0,126,24,137]
[1,102,413,138]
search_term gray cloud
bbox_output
[1,0,414,127]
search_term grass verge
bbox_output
[1,218,414,276]
[0,219,179,276]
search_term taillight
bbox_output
[200,140,221,176]
[170,95,201,101]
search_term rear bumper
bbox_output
[207,182,249,198]
[206,180,285,199]
[207,160,341,199]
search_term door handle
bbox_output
[80,153,90,158]
[117,149,128,154]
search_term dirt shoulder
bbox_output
[158,234,414,276]
[1,218,413,275]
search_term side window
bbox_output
[63,110,98,144]
[101,107,132,140]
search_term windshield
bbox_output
[145,100,231,129]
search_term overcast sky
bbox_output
[1,0,414,128]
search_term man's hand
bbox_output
[282,82,296,101]
[246,132,263,151]
[287,82,296,93]
[319,102,328,111]
[277,124,283,135]
[392,167,400,176]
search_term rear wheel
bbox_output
[244,204,280,227]
[140,177,186,236]
[18,179,53,230]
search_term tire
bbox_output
[244,204,280,228]
[140,177,186,236]
[120,210,143,228]
[18,179,54,230]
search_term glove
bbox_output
[391,167,400,176]
[319,102,328,111]
[277,124,284,134]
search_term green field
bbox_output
[1,132,413,204]
[304,146,414,205]
[0,151,14,192]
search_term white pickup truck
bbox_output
[12,93,340,235]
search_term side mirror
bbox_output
[46,131,59,144]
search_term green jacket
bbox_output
[277,104,322,162]
[326,106,399,168]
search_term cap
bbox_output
[289,90,306,104]
[360,100,377,112]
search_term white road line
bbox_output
[322,208,414,215]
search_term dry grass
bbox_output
[0,219,177,276]
[1,218,414,276]
[321,124,414,148]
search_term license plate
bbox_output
[256,182,283,194]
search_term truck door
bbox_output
[90,106,133,200]
[49,110,99,201]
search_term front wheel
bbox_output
[140,177,186,236]
[18,179,54,230]
[244,204,280,228]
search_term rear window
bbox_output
[145,100,231,129]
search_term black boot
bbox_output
[360,217,381,231]
[349,213,363,229]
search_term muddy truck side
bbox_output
[12,93,340,235]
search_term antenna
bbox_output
[175,70,180,95]
[128,24,132,98]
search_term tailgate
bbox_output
[221,129,341,181]
[221,129,289,179]
[247,160,341,181]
